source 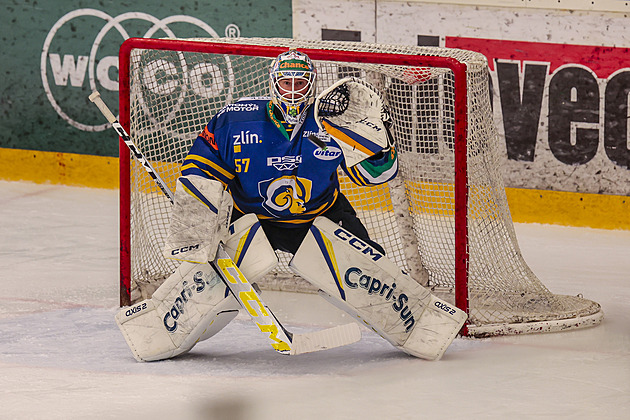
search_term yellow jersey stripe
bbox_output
[185,154,235,180]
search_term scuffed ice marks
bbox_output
[0,307,418,377]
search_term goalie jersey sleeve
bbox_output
[181,98,398,226]
[341,147,398,186]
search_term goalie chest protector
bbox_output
[183,98,346,225]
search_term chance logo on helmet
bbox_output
[269,49,317,125]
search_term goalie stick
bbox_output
[88,91,174,203]
[89,90,362,355]
[213,244,361,355]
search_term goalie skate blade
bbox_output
[289,323,362,355]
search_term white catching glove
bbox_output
[314,77,393,167]
[163,175,233,263]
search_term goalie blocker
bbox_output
[290,217,467,360]
[163,175,233,264]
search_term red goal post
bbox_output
[117,37,602,337]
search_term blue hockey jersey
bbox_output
[181,98,398,226]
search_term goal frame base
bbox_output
[467,310,604,338]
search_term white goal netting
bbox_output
[120,37,602,336]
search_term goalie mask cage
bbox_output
[118,37,602,337]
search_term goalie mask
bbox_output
[269,49,317,125]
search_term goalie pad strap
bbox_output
[289,216,467,360]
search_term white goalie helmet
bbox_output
[269,49,317,125]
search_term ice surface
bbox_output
[0,180,628,420]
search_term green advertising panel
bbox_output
[0,0,292,157]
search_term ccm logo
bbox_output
[171,244,200,255]
[357,117,382,132]
[333,228,383,261]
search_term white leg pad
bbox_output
[115,262,238,362]
[402,294,467,360]
[289,217,467,360]
[223,213,278,282]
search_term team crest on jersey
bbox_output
[259,176,312,217]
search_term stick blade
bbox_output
[289,323,362,355]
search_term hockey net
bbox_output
[118,37,602,337]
